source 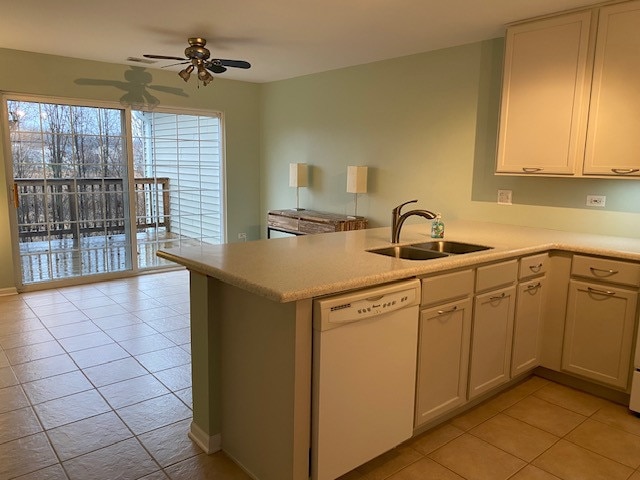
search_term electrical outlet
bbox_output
[586,195,606,207]
[238,232,247,241]
[497,190,512,205]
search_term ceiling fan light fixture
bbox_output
[197,64,214,86]
[178,64,194,82]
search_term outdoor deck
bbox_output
[19,228,203,285]
[14,177,186,285]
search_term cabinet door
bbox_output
[496,12,592,175]
[415,298,472,427]
[584,0,640,176]
[562,280,637,388]
[512,277,547,377]
[469,286,516,399]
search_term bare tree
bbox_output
[8,101,43,179]
[97,108,126,225]
[70,106,90,179]
[99,109,124,178]
[42,104,70,179]
[40,104,72,239]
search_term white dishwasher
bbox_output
[311,279,421,480]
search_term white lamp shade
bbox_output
[347,166,368,194]
[289,163,309,187]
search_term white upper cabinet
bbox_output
[496,12,593,175]
[584,0,640,176]
[497,1,640,178]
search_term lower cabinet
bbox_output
[511,277,547,377]
[413,252,639,430]
[562,279,637,389]
[469,285,517,399]
[415,298,472,427]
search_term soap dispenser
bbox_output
[431,213,444,238]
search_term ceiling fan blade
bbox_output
[161,61,191,68]
[143,54,187,61]
[206,63,227,74]
[218,59,251,69]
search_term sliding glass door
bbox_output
[7,99,132,285]
[4,96,226,288]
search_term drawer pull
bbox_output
[611,168,639,174]
[437,306,458,315]
[525,282,541,291]
[12,183,20,208]
[586,287,616,296]
[489,292,507,301]
[528,263,543,272]
[589,267,618,276]
[522,167,543,173]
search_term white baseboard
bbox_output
[0,287,18,297]
[189,421,222,454]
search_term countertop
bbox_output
[157,220,640,303]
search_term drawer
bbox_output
[519,253,549,280]
[476,259,518,293]
[571,255,640,287]
[267,214,299,230]
[421,269,474,306]
[298,219,338,233]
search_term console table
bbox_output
[267,209,368,238]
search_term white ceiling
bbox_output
[1,0,602,83]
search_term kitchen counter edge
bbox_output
[157,220,640,303]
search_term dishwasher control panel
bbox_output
[313,279,421,330]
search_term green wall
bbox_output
[0,48,261,290]
[260,38,640,237]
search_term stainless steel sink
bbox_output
[368,241,491,260]
[410,241,492,255]
[368,246,449,260]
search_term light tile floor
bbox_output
[0,270,247,480]
[1,271,639,480]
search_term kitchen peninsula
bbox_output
[157,220,640,480]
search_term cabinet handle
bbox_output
[589,267,618,276]
[489,292,507,301]
[586,286,616,296]
[522,167,543,173]
[525,282,541,291]
[611,168,639,174]
[12,183,19,208]
[437,306,458,315]
[528,263,543,272]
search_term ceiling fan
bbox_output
[143,37,251,86]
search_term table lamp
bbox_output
[289,163,308,210]
[347,165,368,217]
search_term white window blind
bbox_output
[133,111,225,252]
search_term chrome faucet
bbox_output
[391,200,437,243]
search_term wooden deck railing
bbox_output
[14,177,170,242]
